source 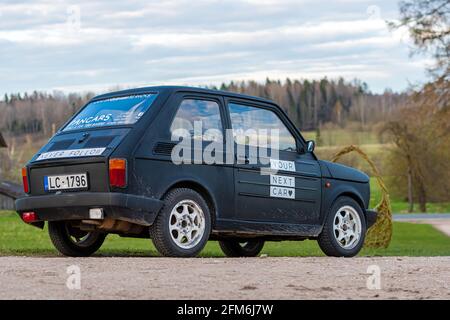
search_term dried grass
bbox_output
[331,145,392,248]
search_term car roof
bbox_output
[91,86,277,106]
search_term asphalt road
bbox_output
[0,256,449,299]
[393,213,450,220]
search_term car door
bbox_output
[134,92,236,222]
[226,99,322,226]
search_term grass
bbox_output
[1,211,449,257]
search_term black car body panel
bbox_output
[320,160,370,183]
[15,192,163,226]
[16,86,376,241]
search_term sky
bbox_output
[0,0,434,97]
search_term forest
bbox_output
[0,78,408,136]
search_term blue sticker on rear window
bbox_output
[63,94,158,131]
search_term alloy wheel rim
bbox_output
[169,200,205,249]
[333,205,362,250]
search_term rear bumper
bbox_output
[365,209,378,228]
[15,192,164,226]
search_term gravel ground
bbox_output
[0,256,449,299]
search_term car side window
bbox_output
[228,103,297,151]
[170,99,223,141]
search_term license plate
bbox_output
[44,173,88,191]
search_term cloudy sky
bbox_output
[0,0,433,96]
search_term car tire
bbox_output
[318,196,366,257]
[48,221,106,257]
[219,239,265,257]
[149,188,211,257]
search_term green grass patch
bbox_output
[1,211,449,257]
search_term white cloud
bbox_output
[0,0,430,95]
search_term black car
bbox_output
[16,86,376,258]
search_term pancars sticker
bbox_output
[68,113,113,128]
[270,159,296,172]
[36,148,106,161]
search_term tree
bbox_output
[0,132,9,180]
[384,0,450,212]
[382,85,449,212]
[333,99,343,126]
[389,0,450,79]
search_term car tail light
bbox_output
[22,167,29,193]
[22,212,37,223]
[109,158,127,188]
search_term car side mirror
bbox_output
[306,140,315,153]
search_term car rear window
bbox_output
[63,93,158,131]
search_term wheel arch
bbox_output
[322,182,369,226]
[161,180,218,227]
[327,191,369,229]
[336,192,366,214]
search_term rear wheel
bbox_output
[149,188,211,257]
[48,221,106,257]
[219,239,265,257]
[318,196,366,257]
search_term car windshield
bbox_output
[63,93,158,131]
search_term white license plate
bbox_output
[44,173,88,191]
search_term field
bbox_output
[1,210,449,257]
[369,178,450,213]
[302,128,383,146]
[304,129,450,213]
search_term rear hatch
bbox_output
[27,93,159,195]
[28,128,130,195]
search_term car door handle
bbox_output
[236,155,250,164]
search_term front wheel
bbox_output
[318,196,366,257]
[219,239,265,257]
[48,221,106,257]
